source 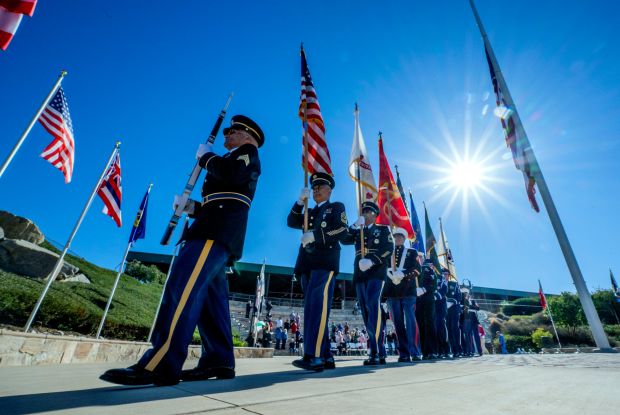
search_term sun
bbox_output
[450,161,483,189]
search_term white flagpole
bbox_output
[0,70,68,179]
[24,142,121,332]
[469,0,612,350]
[97,183,153,339]
[540,280,562,349]
[147,216,187,343]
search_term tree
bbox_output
[591,289,620,325]
[124,260,166,284]
[548,292,586,336]
[501,296,543,316]
[531,327,554,349]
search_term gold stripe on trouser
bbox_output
[374,281,385,346]
[145,240,214,371]
[314,271,335,358]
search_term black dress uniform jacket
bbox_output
[185,143,261,262]
[287,200,348,275]
[383,246,421,298]
[342,224,394,284]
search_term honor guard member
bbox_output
[416,259,439,359]
[383,227,422,362]
[446,275,463,357]
[286,172,348,371]
[342,201,394,365]
[434,268,452,358]
[461,290,481,357]
[101,115,264,386]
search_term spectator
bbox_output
[245,300,252,318]
[497,331,507,354]
[275,317,284,349]
[291,320,298,335]
[344,322,350,335]
[262,326,273,348]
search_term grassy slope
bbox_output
[0,241,163,340]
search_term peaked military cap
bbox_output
[392,227,408,237]
[361,201,379,215]
[223,115,265,147]
[310,172,335,188]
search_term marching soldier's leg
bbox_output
[363,279,385,366]
[412,301,422,360]
[101,240,228,386]
[293,269,335,371]
[321,275,338,368]
[181,263,235,381]
[402,296,418,361]
[388,298,409,361]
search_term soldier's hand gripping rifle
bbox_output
[160,94,233,245]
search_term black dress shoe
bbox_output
[397,356,411,363]
[324,356,336,369]
[379,356,387,365]
[412,355,423,362]
[99,364,179,386]
[363,355,380,366]
[181,366,235,381]
[292,357,324,372]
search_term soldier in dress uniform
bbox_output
[461,290,481,357]
[100,115,264,386]
[434,268,452,358]
[416,259,439,359]
[342,201,394,365]
[383,227,422,363]
[287,172,348,371]
[446,275,462,357]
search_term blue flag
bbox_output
[611,269,620,303]
[409,190,424,254]
[128,185,152,245]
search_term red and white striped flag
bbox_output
[299,46,332,175]
[538,280,548,310]
[0,0,36,50]
[39,86,75,183]
[97,151,122,227]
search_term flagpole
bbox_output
[469,0,612,351]
[354,104,366,257]
[96,241,132,338]
[97,183,153,339]
[0,70,68,179]
[380,133,397,270]
[438,217,449,272]
[540,280,562,349]
[24,142,121,332]
[301,44,310,233]
[148,216,187,343]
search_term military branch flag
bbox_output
[408,190,425,254]
[611,269,620,303]
[423,203,441,270]
[394,165,409,215]
[376,136,414,239]
[97,151,122,227]
[348,104,377,204]
[299,45,332,175]
[538,279,548,310]
[438,218,457,278]
[0,0,36,50]
[38,87,75,183]
[128,184,152,245]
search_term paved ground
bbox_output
[1,354,619,415]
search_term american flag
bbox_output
[97,151,122,227]
[0,0,37,51]
[538,280,548,310]
[299,46,332,175]
[39,87,75,183]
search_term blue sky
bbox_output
[1,1,619,295]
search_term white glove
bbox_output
[389,270,404,285]
[447,301,454,309]
[301,231,315,247]
[394,270,405,279]
[359,258,373,272]
[353,216,365,227]
[416,287,426,297]
[196,143,213,160]
[173,195,195,214]
[297,188,310,205]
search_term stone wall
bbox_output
[0,329,273,367]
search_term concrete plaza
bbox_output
[1,354,619,415]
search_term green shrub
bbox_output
[493,334,534,353]
[531,328,554,349]
[124,260,167,284]
[504,317,538,336]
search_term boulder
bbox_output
[0,239,80,280]
[0,211,45,245]
[61,273,91,284]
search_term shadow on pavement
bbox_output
[0,361,412,414]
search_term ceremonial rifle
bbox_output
[160,94,233,245]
